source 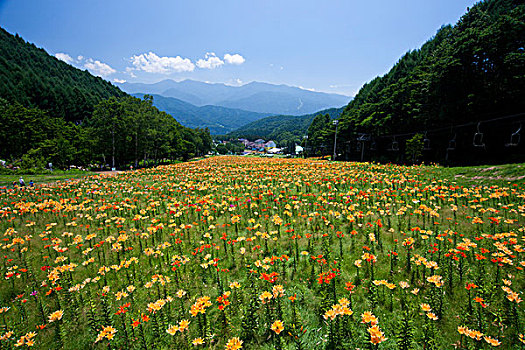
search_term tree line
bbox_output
[0,96,212,170]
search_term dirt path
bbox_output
[93,170,122,175]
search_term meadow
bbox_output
[0,171,95,189]
[0,156,523,349]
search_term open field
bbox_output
[0,157,523,349]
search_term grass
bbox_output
[3,160,524,188]
[0,171,95,188]
[433,162,525,187]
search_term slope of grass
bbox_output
[0,171,95,188]
[436,163,525,187]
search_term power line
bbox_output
[370,112,525,139]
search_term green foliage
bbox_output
[241,283,259,342]
[307,113,333,156]
[315,0,525,163]
[227,107,343,146]
[0,27,125,122]
[20,149,46,170]
[0,95,213,169]
[396,311,414,350]
[215,142,244,155]
[405,134,424,163]
[216,143,229,155]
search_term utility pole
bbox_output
[358,133,369,162]
[303,135,308,158]
[332,120,339,161]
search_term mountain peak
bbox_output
[119,79,350,115]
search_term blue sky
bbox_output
[0,0,478,96]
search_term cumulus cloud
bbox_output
[113,78,126,83]
[224,53,245,65]
[55,53,74,64]
[55,52,116,77]
[84,58,116,77]
[224,78,243,86]
[130,52,195,74]
[196,52,224,69]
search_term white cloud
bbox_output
[113,78,126,83]
[196,52,224,69]
[125,67,138,78]
[55,53,74,64]
[130,52,195,74]
[225,78,243,86]
[84,58,116,77]
[224,53,245,65]
[55,52,117,77]
[55,53,116,77]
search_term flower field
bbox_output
[0,156,524,349]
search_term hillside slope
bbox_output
[227,107,344,144]
[0,27,125,122]
[133,94,270,134]
[317,0,525,164]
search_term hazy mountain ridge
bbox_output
[119,79,349,115]
[133,93,270,134]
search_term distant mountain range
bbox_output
[133,93,269,134]
[118,79,350,116]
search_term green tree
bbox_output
[216,144,228,155]
[405,134,424,163]
[90,97,124,168]
[307,113,331,156]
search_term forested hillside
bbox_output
[315,0,525,164]
[227,107,343,145]
[133,93,269,134]
[0,28,212,169]
[0,27,126,122]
